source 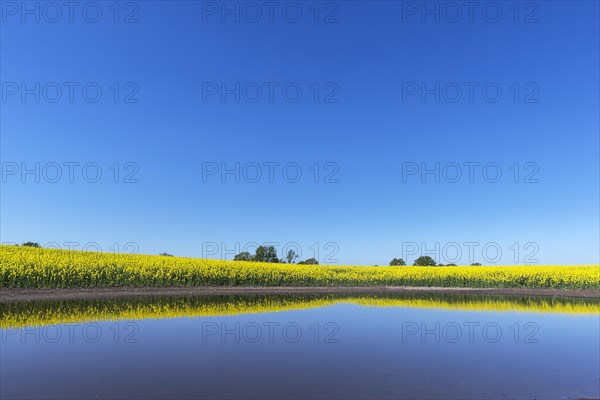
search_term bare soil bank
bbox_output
[1,286,598,303]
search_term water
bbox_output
[1,294,599,399]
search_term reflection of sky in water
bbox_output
[2,300,599,399]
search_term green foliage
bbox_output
[285,249,299,264]
[233,252,253,261]
[413,256,436,266]
[471,263,482,266]
[253,246,280,263]
[298,258,319,265]
[22,242,41,248]
[389,258,406,266]
[447,263,457,266]
[159,253,174,257]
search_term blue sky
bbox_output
[1,1,598,265]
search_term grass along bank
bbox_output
[1,245,598,290]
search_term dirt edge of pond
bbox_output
[0,286,598,303]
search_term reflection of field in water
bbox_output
[2,293,599,328]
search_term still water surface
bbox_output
[1,294,599,399]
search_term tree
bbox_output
[413,256,436,266]
[285,249,299,264]
[298,258,319,265]
[437,264,445,266]
[253,245,280,263]
[471,262,481,266]
[22,242,41,248]
[234,252,253,261]
[159,253,174,257]
[389,258,406,266]
[446,263,457,266]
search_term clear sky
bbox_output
[1,1,598,266]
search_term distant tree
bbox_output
[285,249,299,264]
[471,262,481,266]
[22,242,41,248]
[389,258,406,266]
[446,263,457,266]
[159,253,174,257]
[234,251,253,261]
[254,245,280,263]
[298,258,319,265]
[437,264,445,266]
[413,256,436,266]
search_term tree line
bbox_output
[234,246,318,265]
[390,256,481,266]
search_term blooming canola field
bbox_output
[1,246,598,289]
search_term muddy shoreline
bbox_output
[1,286,598,303]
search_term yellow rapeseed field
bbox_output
[1,245,599,289]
